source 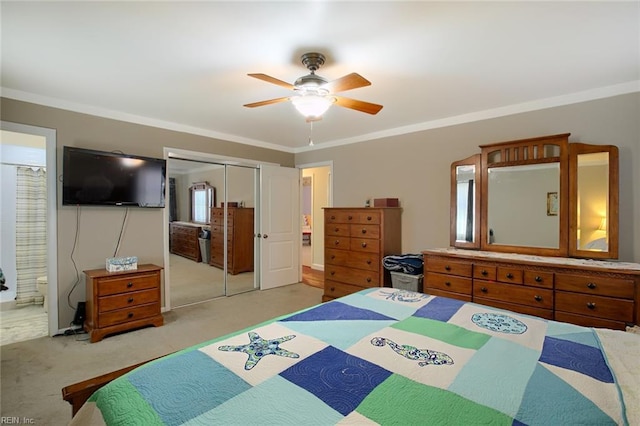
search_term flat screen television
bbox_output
[62,146,166,207]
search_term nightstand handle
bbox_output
[127,282,133,288]
[587,302,596,310]
[534,295,542,302]
[587,282,597,289]
[127,312,134,318]
[128,297,134,303]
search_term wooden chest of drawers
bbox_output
[84,264,163,343]
[209,207,254,275]
[169,222,202,262]
[423,249,640,330]
[323,207,402,301]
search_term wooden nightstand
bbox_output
[84,264,163,343]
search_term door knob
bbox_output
[262,234,268,239]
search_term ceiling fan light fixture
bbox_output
[291,94,334,119]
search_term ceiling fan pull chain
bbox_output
[308,121,314,146]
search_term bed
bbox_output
[68,288,639,425]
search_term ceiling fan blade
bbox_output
[247,73,294,90]
[243,97,290,108]
[324,73,371,93]
[334,96,383,115]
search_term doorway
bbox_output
[0,121,58,344]
[299,163,332,278]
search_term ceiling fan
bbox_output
[243,52,383,121]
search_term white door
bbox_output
[259,164,300,290]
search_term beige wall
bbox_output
[295,93,640,263]
[1,98,293,330]
[2,93,638,329]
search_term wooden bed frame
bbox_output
[62,356,162,417]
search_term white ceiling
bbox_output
[2,1,638,153]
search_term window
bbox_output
[190,182,215,224]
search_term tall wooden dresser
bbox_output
[423,248,640,330]
[209,207,254,274]
[169,222,202,262]
[323,207,402,302]
[84,264,163,343]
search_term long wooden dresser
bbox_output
[323,207,402,302]
[169,222,202,262]
[209,207,254,274]
[423,248,640,330]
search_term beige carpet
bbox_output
[0,282,323,425]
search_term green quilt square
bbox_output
[393,316,491,350]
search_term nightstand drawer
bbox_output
[98,303,160,328]
[97,273,159,296]
[98,289,159,313]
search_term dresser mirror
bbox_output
[569,143,619,259]
[451,133,619,259]
[450,154,481,248]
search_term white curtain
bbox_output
[15,166,47,306]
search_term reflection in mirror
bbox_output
[576,152,609,252]
[487,163,560,248]
[456,165,476,243]
[190,182,215,224]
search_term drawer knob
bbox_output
[366,216,372,221]
[361,242,367,248]
[330,215,336,220]
[534,295,542,302]
[366,260,372,265]
[366,277,372,283]
[127,312,134,318]
[481,287,488,293]
[127,282,133,288]
[330,287,335,292]
[481,270,488,276]
[348,215,353,220]
[506,273,514,279]
[331,255,335,260]
[587,282,597,289]
[445,281,451,286]
[587,302,596,310]
[128,297,134,303]
[330,271,335,276]
[334,227,339,232]
[445,265,451,271]
[334,240,340,246]
[361,229,367,234]
[535,276,542,283]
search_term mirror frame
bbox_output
[568,143,619,259]
[450,133,620,259]
[450,154,481,249]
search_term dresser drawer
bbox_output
[497,267,523,284]
[554,312,627,330]
[474,280,553,309]
[325,235,351,251]
[354,211,381,224]
[426,288,472,303]
[555,273,635,299]
[326,249,380,272]
[474,297,553,320]
[523,271,554,289]
[325,264,380,287]
[98,289,159,313]
[425,272,472,295]
[473,265,497,281]
[350,238,380,253]
[98,303,160,328]
[326,224,350,237]
[325,210,381,224]
[97,274,159,296]
[425,258,472,277]
[324,280,364,299]
[350,224,380,239]
[555,292,634,322]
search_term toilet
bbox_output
[36,276,47,312]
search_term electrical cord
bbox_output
[66,205,82,310]
[113,207,129,257]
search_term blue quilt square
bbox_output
[280,346,392,416]
[127,350,251,425]
[539,336,614,383]
[413,296,465,322]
